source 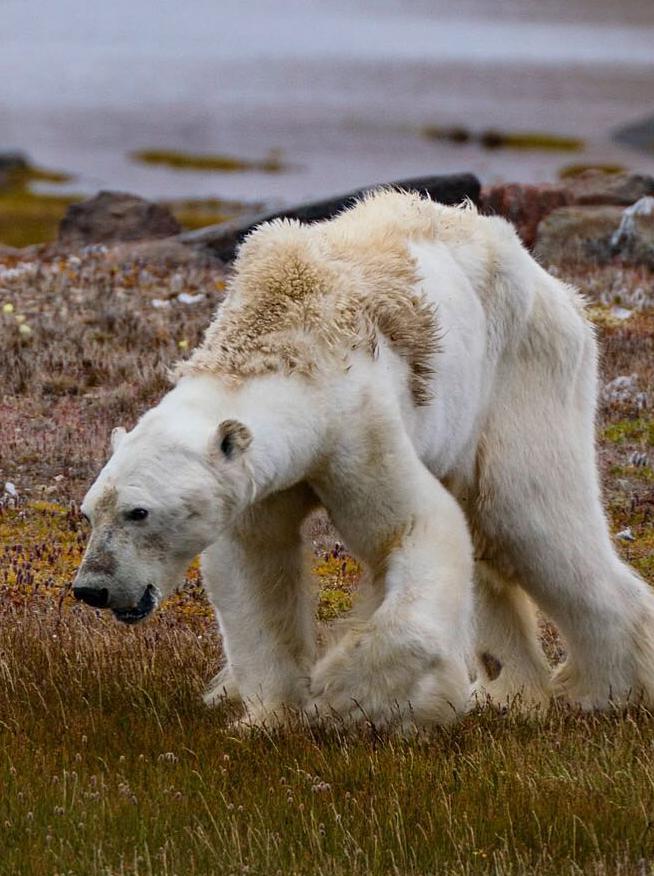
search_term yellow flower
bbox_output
[2,302,14,314]
[18,323,32,337]
[177,339,189,350]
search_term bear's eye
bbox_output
[125,508,149,522]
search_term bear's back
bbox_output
[175,191,513,401]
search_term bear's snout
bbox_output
[73,585,109,609]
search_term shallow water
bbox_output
[3,0,654,204]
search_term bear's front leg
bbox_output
[309,467,475,730]
[202,485,318,728]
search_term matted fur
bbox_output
[175,190,451,405]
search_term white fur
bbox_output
[78,193,654,729]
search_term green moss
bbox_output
[3,163,72,189]
[0,160,78,247]
[131,148,285,173]
[422,126,583,152]
[558,163,626,180]
[0,189,80,247]
[602,419,654,447]
[483,130,583,151]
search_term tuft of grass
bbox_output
[132,148,285,174]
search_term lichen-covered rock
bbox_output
[480,173,654,250]
[565,171,654,207]
[58,191,181,246]
[534,203,654,269]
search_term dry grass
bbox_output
[2,249,654,874]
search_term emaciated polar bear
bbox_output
[73,190,654,728]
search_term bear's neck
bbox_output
[169,372,328,500]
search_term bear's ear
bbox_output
[111,426,127,453]
[215,419,252,460]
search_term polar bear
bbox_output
[73,190,654,728]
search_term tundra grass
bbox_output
[4,595,654,876]
[2,251,654,873]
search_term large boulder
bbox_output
[564,171,654,207]
[481,171,654,252]
[479,183,570,248]
[58,191,181,246]
[533,199,654,268]
[180,173,481,262]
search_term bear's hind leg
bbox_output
[474,560,551,710]
[476,317,654,710]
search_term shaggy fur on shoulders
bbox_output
[176,190,489,404]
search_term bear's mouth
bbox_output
[113,585,159,625]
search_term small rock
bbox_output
[151,298,171,309]
[4,481,18,498]
[177,292,205,305]
[611,306,633,320]
[616,528,635,542]
[58,191,181,247]
[602,374,639,404]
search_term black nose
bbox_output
[73,586,109,608]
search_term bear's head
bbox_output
[73,412,253,624]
